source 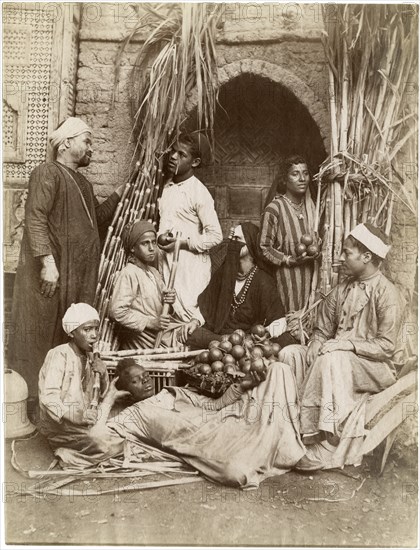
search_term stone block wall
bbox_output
[75,3,417,303]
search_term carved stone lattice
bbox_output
[3,25,31,65]
[3,6,54,182]
[3,101,17,148]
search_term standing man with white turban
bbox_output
[279,223,405,470]
[9,117,124,409]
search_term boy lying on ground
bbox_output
[90,358,306,488]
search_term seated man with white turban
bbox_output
[38,303,125,467]
[9,117,124,411]
[110,220,200,348]
[279,223,405,470]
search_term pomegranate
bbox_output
[251,324,266,338]
[224,364,237,375]
[296,243,307,256]
[209,340,221,349]
[233,329,246,340]
[222,354,236,366]
[198,350,210,364]
[250,346,264,359]
[229,332,243,346]
[218,341,233,354]
[262,343,273,358]
[211,361,224,373]
[250,358,265,374]
[306,244,320,257]
[231,345,245,360]
[208,347,223,363]
[200,364,212,375]
[238,357,252,374]
[220,334,230,343]
[300,234,313,246]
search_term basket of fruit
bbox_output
[178,326,282,398]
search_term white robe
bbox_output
[158,175,222,321]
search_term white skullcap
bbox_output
[62,303,99,335]
[49,117,92,150]
[348,224,391,259]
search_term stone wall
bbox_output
[75,3,417,304]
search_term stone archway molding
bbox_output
[186,58,330,150]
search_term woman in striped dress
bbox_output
[259,155,316,314]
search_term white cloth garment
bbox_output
[158,175,222,321]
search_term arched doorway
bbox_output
[190,72,327,234]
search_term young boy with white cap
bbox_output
[279,223,405,469]
[38,303,124,467]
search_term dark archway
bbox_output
[190,73,327,234]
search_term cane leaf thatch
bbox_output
[96,4,222,349]
[315,4,418,294]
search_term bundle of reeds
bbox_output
[315,4,417,295]
[96,4,222,351]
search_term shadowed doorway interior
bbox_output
[191,73,327,235]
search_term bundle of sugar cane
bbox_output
[316,4,417,296]
[96,4,222,350]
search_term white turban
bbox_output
[348,224,391,259]
[62,303,99,335]
[49,117,92,150]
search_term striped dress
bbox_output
[259,194,315,313]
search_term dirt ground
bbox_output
[3,431,418,547]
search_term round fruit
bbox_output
[251,324,266,338]
[271,343,281,357]
[238,357,251,373]
[243,337,254,350]
[300,234,313,246]
[198,350,210,364]
[231,345,245,360]
[296,243,307,256]
[224,364,237,375]
[229,332,243,346]
[250,346,264,359]
[306,244,320,257]
[219,341,233,354]
[221,334,230,343]
[208,347,223,363]
[157,234,169,246]
[250,358,265,374]
[208,340,221,349]
[222,354,236,365]
[200,364,212,375]
[262,344,273,358]
[211,360,224,373]
[233,329,246,340]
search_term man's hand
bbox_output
[286,310,303,339]
[103,377,131,406]
[178,319,200,344]
[92,356,107,377]
[40,255,59,297]
[319,339,354,355]
[306,340,323,366]
[239,369,266,392]
[162,289,176,304]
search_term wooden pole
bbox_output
[155,232,182,348]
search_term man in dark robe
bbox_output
[8,117,124,402]
[187,222,298,349]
